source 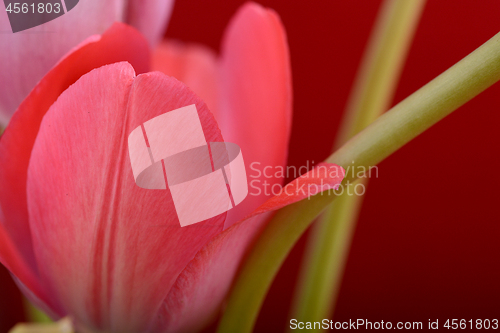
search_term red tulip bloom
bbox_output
[0,4,344,332]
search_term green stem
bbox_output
[336,0,426,146]
[217,30,500,333]
[291,0,425,326]
[290,180,365,329]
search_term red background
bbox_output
[1,0,500,331]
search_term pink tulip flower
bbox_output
[0,3,345,333]
[0,0,174,126]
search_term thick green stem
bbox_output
[217,31,500,333]
[291,0,425,325]
[290,180,365,328]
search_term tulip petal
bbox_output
[0,0,127,123]
[218,3,292,228]
[26,63,226,332]
[152,3,292,229]
[149,4,295,331]
[152,41,219,120]
[152,163,345,333]
[126,0,175,46]
[0,23,149,274]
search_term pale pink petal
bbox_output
[152,163,345,333]
[0,22,149,272]
[218,2,293,228]
[126,0,175,46]
[26,63,226,332]
[0,0,128,123]
[0,0,175,124]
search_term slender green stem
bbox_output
[291,0,425,326]
[217,30,500,333]
[336,0,426,146]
